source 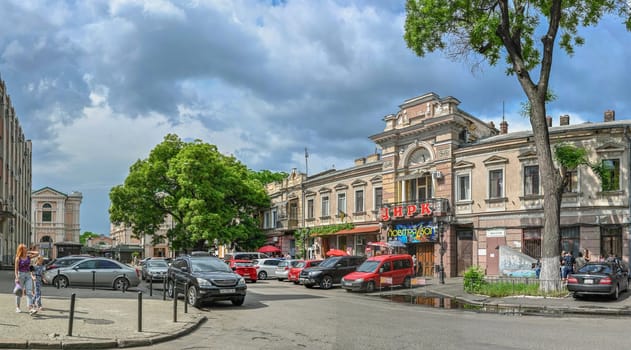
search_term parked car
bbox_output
[288,260,323,284]
[227,259,258,283]
[275,259,302,281]
[43,256,92,284]
[299,256,366,289]
[567,261,630,299]
[252,258,283,280]
[42,257,141,290]
[142,258,170,282]
[223,252,269,262]
[342,254,414,292]
[166,255,247,307]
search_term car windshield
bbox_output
[191,259,232,273]
[235,262,252,267]
[278,261,290,267]
[578,264,612,274]
[148,260,168,267]
[356,260,380,273]
[318,257,341,268]
[295,261,306,268]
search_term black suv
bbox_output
[300,255,366,289]
[166,255,247,307]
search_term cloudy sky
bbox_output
[1,0,630,235]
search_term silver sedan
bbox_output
[43,257,141,290]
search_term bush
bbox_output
[463,266,486,293]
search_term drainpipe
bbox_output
[625,127,631,262]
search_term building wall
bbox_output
[109,217,172,259]
[0,78,32,266]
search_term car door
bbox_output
[97,259,121,287]
[70,259,98,286]
[333,258,350,283]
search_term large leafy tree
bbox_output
[109,134,272,252]
[404,0,630,291]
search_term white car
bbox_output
[275,259,301,281]
[252,258,282,280]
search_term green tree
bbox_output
[80,231,101,245]
[109,134,272,253]
[404,0,630,291]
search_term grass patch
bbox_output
[463,266,568,297]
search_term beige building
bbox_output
[110,215,172,260]
[31,187,82,259]
[0,78,33,266]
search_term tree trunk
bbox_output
[528,95,564,292]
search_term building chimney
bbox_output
[604,110,615,122]
[560,114,570,126]
[500,120,508,134]
[488,121,495,129]
[546,116,552,127]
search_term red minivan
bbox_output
[341,254,414,292]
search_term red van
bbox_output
[341,254,414,292]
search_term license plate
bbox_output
[584,279,593,284]
[220,288,236,294]
[343,281,351,286]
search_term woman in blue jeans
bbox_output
[14,244,39,314]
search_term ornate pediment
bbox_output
[453,161,474,170]
[483,155,509,165]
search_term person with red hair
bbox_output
[14,244,39,314]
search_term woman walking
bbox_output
[14,244,39,314]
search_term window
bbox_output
[522,229,541,259]
[374,187,383,210]
[263,212,271,228]
[457,174,470,201]
[560,227,580,257]
[601,226,622,258]
[355,190,364,213]
[489,169,503,198]
[42,203,52,222]
[337,193,346,216]
[524,165,539,195]
[563,170,578,193]
[321,196,330,217]
[601,159,620,191]
[406,175,432,201]
[289,201,298,220]
[307,199,314,219]
[271,209,277,228]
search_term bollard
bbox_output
[172,288,178,323]
[56,269,60,289]
[184,282,188,314]
[123,273,127,293]
[68,293,76,336]
[92,271,96,291]
[137,291,143,332]
[149,277,153,297]
[163,278,167,301]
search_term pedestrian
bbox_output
[14,244,39,314]
[412,254,418,276]
[562,251,575,281]
[582,248,591,262]
[575,251,586,271]
[32,256,45,312]
[533,259,541,278]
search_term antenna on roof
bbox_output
[502,101,505,122]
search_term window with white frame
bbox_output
[337,193,346,216]
[374,187,383,210]
[271,209,277,229]
[307,199,314,219]
[263,211,271,229]
[355,189,364,213]
[489,169,504,198]
[563,169,578,193]
[456,174,470,201]
[321,196,330,217]
[523,165,540,196]
[601,159,620,191]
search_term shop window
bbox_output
[601,226,622,258]
[522,228,541,259]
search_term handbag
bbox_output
[13,282,23,296]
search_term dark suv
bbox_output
[166,255,247,307]
[299,255,366,289]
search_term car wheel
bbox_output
[258,271,267,280]
[55,276,69,289]
[231,296,245,306]
[365,281,375,293]
[612,285,620,300]
[293,281,299,285]
[278,278,284,282]
[187,285,200,307]
[320,275,333,289]
[304,283,314,289]
[403,276,412,289]
[114,277,130,291]
[167,279,175,298]
[572,292,581,299]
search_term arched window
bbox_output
[42,203,52,222]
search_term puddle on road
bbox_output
[378,293,560,316]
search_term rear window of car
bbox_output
[578,264,612,274]
[264,260,281,266]
[148,260,168,267]
[278,261,290,268]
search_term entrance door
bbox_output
[416,243,434,277]
[457,230,473,276]
[486,237,506,276]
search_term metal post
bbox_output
[163,278,167,301]
[137,291,142,332]
[92,271,96,291]
[439,222,445,284]
[123,273,127,293]
[68,293,76,336]
[149,277,153,297]
[172,288,178,323]
[56,269,60,289]
[184,282,188,314]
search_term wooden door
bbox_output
[416,243,434,277]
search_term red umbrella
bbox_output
[258,245,281,254]
[326,249,348,257]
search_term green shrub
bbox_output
[463,266,485,293]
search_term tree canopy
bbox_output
[109,134,278,252]
[404,0,630,291]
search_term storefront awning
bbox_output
[333,224,381,236]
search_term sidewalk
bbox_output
[385,277,631,316]
[0,292,206,349]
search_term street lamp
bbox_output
[433,214,451,284]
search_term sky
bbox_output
[0,0,630,236]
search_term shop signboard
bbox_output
[387,222,437,243]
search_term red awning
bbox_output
[312,224,380,237]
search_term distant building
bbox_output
[110,215,172,261]
[31,187,82,259]
[0,77,33,266]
